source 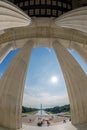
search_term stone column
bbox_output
[0,44,12,63]
[55,6,87,33]
[0,0,31,31]
[53,41,87,125]
[70,43,87,64]
[0,41,34,129]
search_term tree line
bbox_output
[22,104,70,114]
[22,106,38,113]
[45,104,70,114]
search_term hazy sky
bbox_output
[0,47,87,108]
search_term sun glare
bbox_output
[51,76,58,83]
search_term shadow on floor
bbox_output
[74,123,87,130]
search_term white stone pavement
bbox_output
[0,122,87,130]
[22,122,87,130]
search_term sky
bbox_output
[0,47,87,109]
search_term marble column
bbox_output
[70,43,87,64]
[0,0,31,31]
[55,7,87,33]
[0,44,12,63]
[0,41,34,129]
[53,41,87,125]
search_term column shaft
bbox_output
[0,41,33,129]
[53,41,87,125]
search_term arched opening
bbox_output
[22,46,70,126]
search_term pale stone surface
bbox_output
[0,41,34,129]
[53,41,87,125]
[0,0,31,30]
[22,123,77,130]
[22,123,87,130]
[55,7,87,33]
[0,123,87,130]
[0,18,87,47]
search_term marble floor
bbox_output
[22,122,87,130]
[0,122,87,130]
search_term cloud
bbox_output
[24,85,45,93]
[22,92,69,108]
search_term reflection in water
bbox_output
[36,110,48,115]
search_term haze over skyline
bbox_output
[0,47,87,108]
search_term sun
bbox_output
[51,76,58,83]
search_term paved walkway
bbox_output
[22,122,87,130]
[0,123,87,130]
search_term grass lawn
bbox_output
[64,112,71,117]
[46,112,53,114]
